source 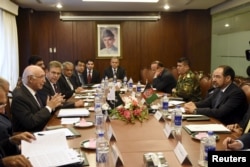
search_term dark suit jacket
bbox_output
[152,68,177,93]
[239,132,250,149]
[38,78,75,108]
[0,114,13,141]
[57,75,76,99]
[73,70,84,87]
[11,85,51,132]
[103,66,126,81]
[83,69,100,84]
[195,83,248,125]
[0,138,19,159]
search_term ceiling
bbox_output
[11,0,227,12]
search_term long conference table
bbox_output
[46,91,239,167]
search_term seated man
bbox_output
[83,59,100,84]
[184,65,248,125]
[38,61,84,108]
[0,78,12,141]
[172,57,201,102]
[0,132,35,167]
[11,65,64,132]
[151,61,176,93]
[58,61,84,99]
[103,57,126,82]
[28,55,46,71]
[223,132,250,150]
[73,60,85,87]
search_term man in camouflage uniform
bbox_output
[172,57,201,102]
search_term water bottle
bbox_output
[204,131,216,167]
[136,81,141,97]
[174,105,182,131]
[104,76,109,90]
[94,95,102,110]
[96,133,110,167]
[174,105,182,142]
[95,108,105,135]
[161,94,169,115]
[128,77,133,92]
[123,76,127,89]
[101,79,105,91]
[113,73,117,83]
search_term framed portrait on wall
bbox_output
[97,24,121,58]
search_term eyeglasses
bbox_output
[0,103,7,109]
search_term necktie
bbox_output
[214,91,223,108]
[114,69,117,76]
[53,84,59,93]
[66,77,74,90]
[35,93,43,107]
[79,74,84,85]
[87,70,92,84]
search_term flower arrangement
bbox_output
[110,96,148,124]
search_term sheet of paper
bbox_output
[21,131,80,167]
[58,108,90,117]
[61,117,80,124]
[185,124,231,132]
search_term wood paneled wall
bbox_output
[17,9,211,82]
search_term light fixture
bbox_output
[224,23,230,27]
[82,0,159,2]
[60,15,161,21]
[56,3,63,9]
[164,4,170,10]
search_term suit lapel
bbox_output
[21,86,41,109]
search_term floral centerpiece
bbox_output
[110,96,148,124]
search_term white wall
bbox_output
[211,31,250,77]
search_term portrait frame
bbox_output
[97,24,121,59]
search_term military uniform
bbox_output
[174,70,201,102]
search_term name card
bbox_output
[154,111,165,122]
[163,123,174,138]
[111,143,124,167]
[174,142,192,165]
[107,124,117,141]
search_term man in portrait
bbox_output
[100,29,118,55]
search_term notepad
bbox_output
[57,108,90,117]
[21,131,81,167]
[184,124,231,133]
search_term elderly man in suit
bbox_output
[38,61,84,108]
[58,61,84,99]
[151,61,177,94]
[184,65,248,126]
[103,57,126,82]
[83,59,100,84]
[11,65,64,132]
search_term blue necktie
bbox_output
[214,91,223,108]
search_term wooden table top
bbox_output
[45,93,238,167]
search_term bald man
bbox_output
[11,65,64,132]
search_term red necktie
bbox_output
[87,70,92,84]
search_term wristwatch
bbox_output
[193,108,197,114]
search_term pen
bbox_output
[37,133,45,136]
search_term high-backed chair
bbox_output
[140,68,154,84]
[199,75,212,99]
[169,66,179,81]
[240,82,250,104]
